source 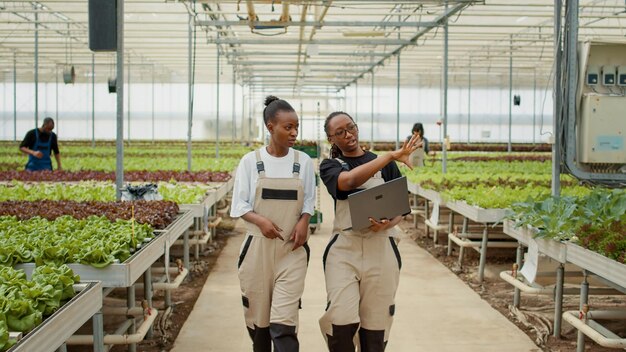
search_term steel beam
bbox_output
[91,53,95,147]
[232,66,236,143]
[13,52,17,142]
[227,51,390,57]
[344,2,470,89]
[467,61,471,143]
[508,34,513,153]
[553,0,562,196]
[187,12,193,171]
[216,41,220,158]
[152,64,155,143]
[234,61,381,66]
[127,55,131,144]
[396,50,400,150]
[213,38,412,45]
[196,20,437,28]
[370,71,374,150]
[34,6,39,128]
[442,2,449,174]
[115,0,124,201]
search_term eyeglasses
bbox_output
[331,123,358,138]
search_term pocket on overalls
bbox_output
[238,235,263,295]
[388,237,402,270]
[375,237,401,300]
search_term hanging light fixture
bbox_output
[63,24,76,84]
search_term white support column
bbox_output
[442,2,449,174]
[187,12,193,171]
[152,64,155,144]
[92,53,95,147]
[216,40,221,158]
[127,55,131,144]
[56,66,59,136]
[533,69,537,145]
[370,71,375,150]
[34,6,39,128]
[508,35,513,153]
[355,81,359,124]
[232,66,236,143]
[13,52,17,142]
[467,61,471,144]
[396,52,401,150]
[115,0,125,201]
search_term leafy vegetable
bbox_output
[0,265,79,349]
[508,188,626,263]
[0,216,154,267]
[0,181,216,205]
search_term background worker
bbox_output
[406,122,429,167]
[19,117,62,171]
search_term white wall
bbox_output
[0,80,553,143]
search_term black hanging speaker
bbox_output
[88,0,117,52]
[108,77,116,93]
[513,95,521,106]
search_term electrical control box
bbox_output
[602,65,616,86]
[579,95,626,163]
[618,65,626,86]
[586,65,599,86]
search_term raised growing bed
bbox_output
[7,282,102,352]
[503,220,568,263]
[566,242,626,291]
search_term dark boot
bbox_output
[247,325,271,352]
[269,323,299,352]
[326,323,359,352]
[358,328,386,352]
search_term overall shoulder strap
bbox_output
[254,149,265,177]
[292,150,300,177]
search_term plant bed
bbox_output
[66,229,234,352]
[402,220,626,352]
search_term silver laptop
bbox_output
[346,176,411,231]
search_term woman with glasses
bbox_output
[230,96,316,352]
[318,111,420,351]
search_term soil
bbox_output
[399,219,626,352]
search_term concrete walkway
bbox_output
[172,185,539,352]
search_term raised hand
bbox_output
[392,133,420,169]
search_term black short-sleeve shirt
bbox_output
[319,151,402,202]
[19,129,60,155]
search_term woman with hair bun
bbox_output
[230,95,316,352]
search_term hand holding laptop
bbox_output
[368,217,392,232]
[347,176,411,231]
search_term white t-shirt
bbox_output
[230,147,316,218]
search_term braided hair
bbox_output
[324,111,356,158]
[263,95,295,125]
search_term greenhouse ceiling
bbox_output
[1,0,626,95]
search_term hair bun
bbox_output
[264,95,280,107]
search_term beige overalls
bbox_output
[238,149,310,352]
[319,159,402,352]
[409,148,425,167]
